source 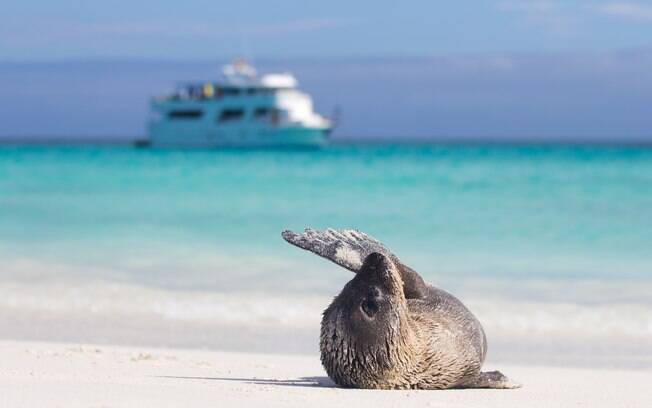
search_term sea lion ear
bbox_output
[282,228,395,273]
[282,228,429,299]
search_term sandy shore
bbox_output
[1,340,649,408]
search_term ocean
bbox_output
[1,144,651,367]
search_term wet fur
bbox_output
[283,229,520,390]
[320,257,486,389]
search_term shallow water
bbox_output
[1,144,651,364]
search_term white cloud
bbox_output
[597,2,652,21]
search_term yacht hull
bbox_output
[148,123,329,148]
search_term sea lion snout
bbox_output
[363,252,389,270]
[360,252,404,297]
[367,285,381,299]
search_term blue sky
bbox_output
[3,0,652,60]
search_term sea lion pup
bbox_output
[282,228,520,390]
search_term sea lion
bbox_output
[282,228,520,390]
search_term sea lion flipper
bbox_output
[457,371,522,389]
[282,228,429,299]
[282,228,392,273]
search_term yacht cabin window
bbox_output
[168,109,203,119]
[221,87,241,96]
[218,108,245,122]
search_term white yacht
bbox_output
[146,60,332,147]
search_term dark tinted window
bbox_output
[221,87,241,96]
[218,109,244,122]
[168,110,203,119]
[254,107,270,117]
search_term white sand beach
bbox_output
[1,278,651,407]
[1,340,650,408]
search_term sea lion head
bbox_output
[320,252,412,388]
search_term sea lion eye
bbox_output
[361,298,379,318]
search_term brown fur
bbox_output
[282,229,519,390]
[319,252,514,390]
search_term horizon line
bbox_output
[1,136,651,148]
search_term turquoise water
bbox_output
[1,144,651,361]
[1,144,651,293]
